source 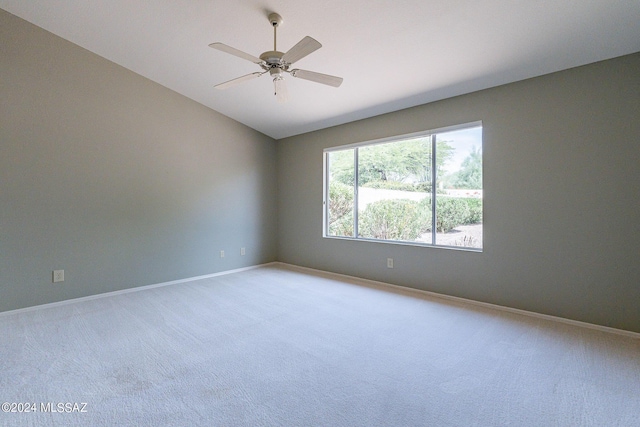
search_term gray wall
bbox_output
[0,10,277,311]
[277,52,640,332]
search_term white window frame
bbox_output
[323,121,482,251]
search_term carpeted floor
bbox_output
[1,264,639,426]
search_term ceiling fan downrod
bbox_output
[269,13,282,52]
[267,13,286,101]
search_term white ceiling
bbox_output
[2,1,639,140]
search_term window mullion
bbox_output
[431,134,437,245]
[354,147,359,239]
[324,152,329,236]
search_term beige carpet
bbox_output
[1,264,639,426]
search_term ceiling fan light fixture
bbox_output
[271,69,288,103]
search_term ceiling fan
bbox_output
[209,13,343,102]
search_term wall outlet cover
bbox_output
[53,270,64,283]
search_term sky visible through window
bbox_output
[441,127,482,173]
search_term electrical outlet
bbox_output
[220,250,225,258]
[53,270,64,283]
[241,247,246,256]
[387,258,394,269]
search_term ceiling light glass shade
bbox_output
[273,75,288,103]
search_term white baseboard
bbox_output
[0,262,279,317]
[5,261,638,339]
[273,262,640,339]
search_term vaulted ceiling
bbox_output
[2,0,639,139]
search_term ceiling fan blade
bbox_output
[209,42,264,64]
[289,69,343,87]
[281,36,322,65]
[215,72,265,90]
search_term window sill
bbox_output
[322,235,483,252]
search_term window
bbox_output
[324,122,482,250]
